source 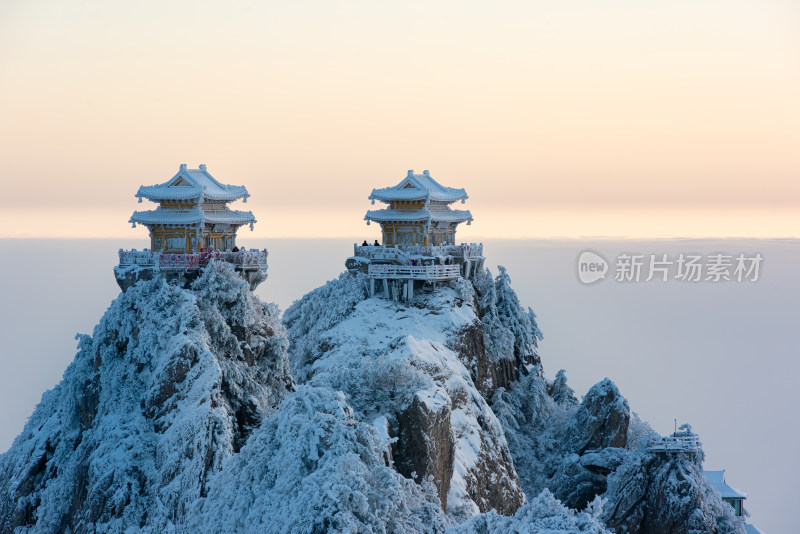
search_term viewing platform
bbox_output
[353,243,484,262]
[647,423,701,454]
[118,249,268,271]
[367,264,462,281]
[115,249,268,292]
[348,243,485,281]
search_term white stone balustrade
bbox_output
[647,434,701,453]
[367,263,461,281]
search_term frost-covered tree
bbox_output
[191,386,448,534]
[549,369,579,408]
[447,489,611,534]
[473,268,515,363]
[494,266,542,366]
[491,373,567,496]
[627,412,659,453]
[527,307,543,347]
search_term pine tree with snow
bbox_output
[473,267,515,363]
[549,369,579,407]
[494,266,542,367]
[527,307,543,348]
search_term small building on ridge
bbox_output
[349,169,484,300]
[115,164,267,292]
[130,163,255,253]
[365,169,473,247]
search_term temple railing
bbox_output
[118,249,268,272]
[354,243,483,261]
[647,434,701,453]
[367,263,461,281]
[353,246,406,262]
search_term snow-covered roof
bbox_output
[364,208,473,224]
[204,211,257,225]
[136,164,250,202]
[369,170,468,204]
[129,206,256,227]
[705,470,748,499]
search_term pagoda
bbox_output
[365,169,473,247]
[130,163,255,253]
[115,164,268,292]
[348,169,484,300]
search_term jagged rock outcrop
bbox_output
[568,379,630,455]
[548,448,628,510]
[452,321,518,398]
[492,370,634,512]
[395,393,456,508]
[0,262,291,533]
[543,379,632,509]
[603,450,745,534]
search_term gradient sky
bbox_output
[1,0,798,239]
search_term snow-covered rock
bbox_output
[602,447,746,534]
[492,372,631,511]
[283,272,528,518]
[0,262,291,533]
[566,379,630,455]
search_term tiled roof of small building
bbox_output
[369,170,468,204]
[704,470,748,499]
[136,164,250,202]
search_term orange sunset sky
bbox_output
[1,0,798,239]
